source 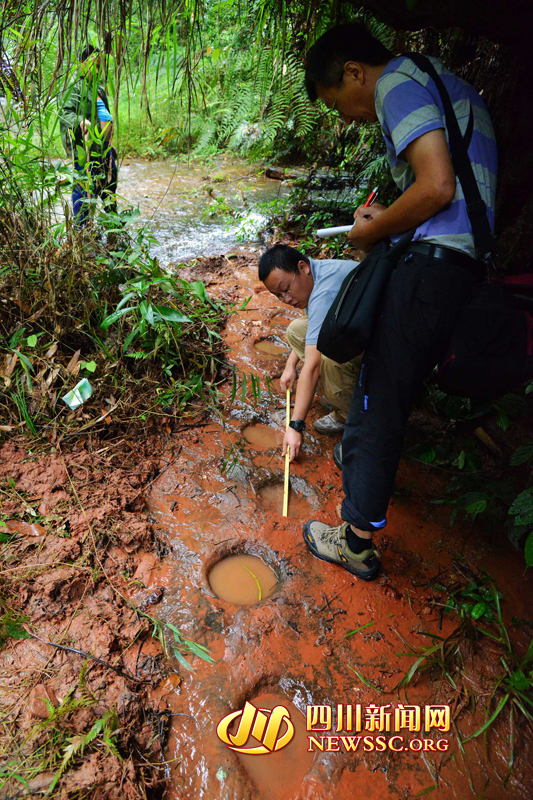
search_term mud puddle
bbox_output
[257,483,312,519]
[229,692,314,800]
[242,423,285,450]
[143,253,533,800]
[209,554,278,605]
[255,340,289,357]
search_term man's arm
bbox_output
[283,345,321,462]
[347,128,456,251]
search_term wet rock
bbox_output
[132,553,159,587]
[382,585,402,601]
[25,772,55,793]
[28,684,58,718]
[264,167,284,180]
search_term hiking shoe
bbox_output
[303,520,380,581]
[313,412,345,435]
[333,442,342,469]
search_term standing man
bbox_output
[59,45,118,226]
[258,244,362,448]
[300,23,497,581]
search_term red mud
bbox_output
[149,253,533,800]
[2,251,532,800]
[0,437,174,797]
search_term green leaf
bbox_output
[173,648,193,671]
[152,305,191,324]
[419,448,436,464]
[12,349,33,370]
[511,441,533,466]
[463,694,509,742]
[465,499,488,516]
[471,602,487,620]
[525,531,533,569]
[454,450,466,470]
[80,360,97,373]
[406,0,420,9]
[509,488,533,526]
[189,280,208,303]
[183,639,215,663]
[101,306,135,329]
[26,335,38,347]
[509,670,530,691]
[139,300,155,325]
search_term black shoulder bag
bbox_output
[317,53,494,365]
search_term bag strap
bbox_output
[405,53,494,262]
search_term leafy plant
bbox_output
[143,613,215,672]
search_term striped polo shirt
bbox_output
[375,55,497,257]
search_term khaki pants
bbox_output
[286,317,362,423]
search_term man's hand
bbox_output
[353,201,387,222]
[348,214,380,252]
[346,130,456,247]
[283,427,302,463]
[280,362,297,392]
[79,118,92,140]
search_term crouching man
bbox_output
[258,244,362,454]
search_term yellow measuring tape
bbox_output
[283,387,290,517]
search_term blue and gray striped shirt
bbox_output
[375,55,497,257]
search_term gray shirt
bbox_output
[306,257,360,346]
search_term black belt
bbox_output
[405,242,485,278]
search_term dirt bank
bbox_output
[0,434,180,798]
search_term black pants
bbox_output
[340,250,479,533]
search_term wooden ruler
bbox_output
[282,387,290,517]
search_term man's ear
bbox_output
[344,61,365,85]
[298,259,311,275]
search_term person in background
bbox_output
[59,45,117,226]
[258,244,362,450]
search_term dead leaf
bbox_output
[5,352,18,378]
[46,342,58,358]
[45,367,61,389]
[10,296,31,314]
[66,349,81,373]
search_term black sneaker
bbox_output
[333,442,342,469]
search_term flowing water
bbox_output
[117,155,292,262]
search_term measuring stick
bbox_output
[282,387,290,517]
[316,185,379,238]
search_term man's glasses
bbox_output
[323,79,343,114]
[271,271,296,301]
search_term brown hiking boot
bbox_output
[302,520,380,581]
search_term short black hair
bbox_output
[258,244,309,282]
[80,45,100,62]
[305,23,392,102]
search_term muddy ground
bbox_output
[1,250,533,800]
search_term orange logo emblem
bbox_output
[217,701,295,754]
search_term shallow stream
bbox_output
[117,155,292,262]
